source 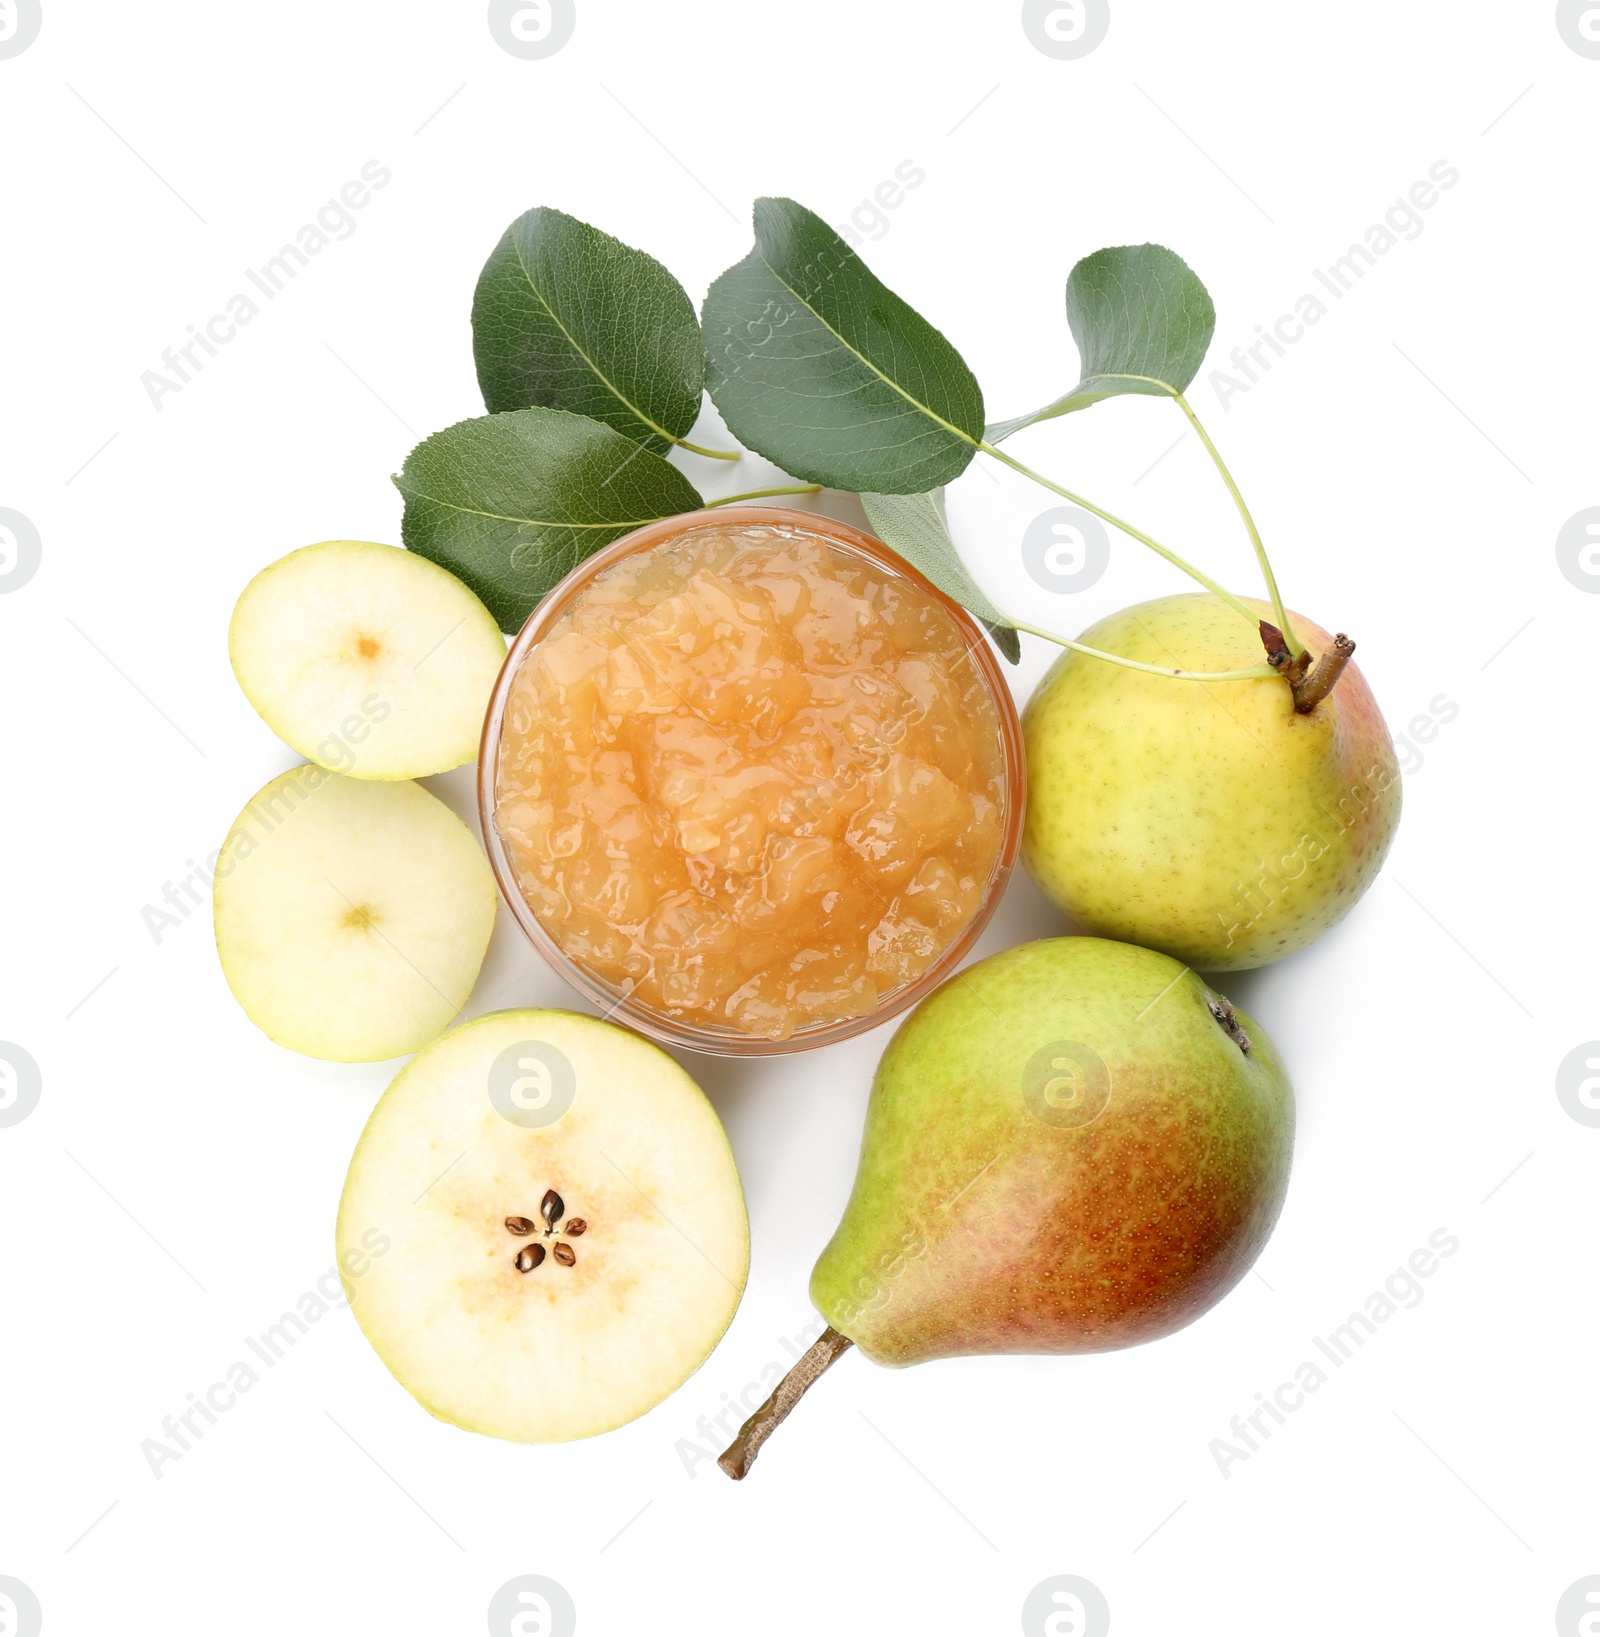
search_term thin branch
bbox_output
[705,484,824,507]
[1012,619,1280,682]
[979,441,1261,631]
[676,437,742,461]
[1174,392,1303,655]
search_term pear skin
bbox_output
[809,938,1292,1367]
[1022,594,1401,970]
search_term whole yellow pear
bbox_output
[1022,594,1401,969]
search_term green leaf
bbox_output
[986,244,1216,443]
[859,491,1020,665]
[472,207,706,454]
[703,198,984,494]
[394,408,702,632]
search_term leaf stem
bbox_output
[1008,618,1280,682]
[705,484,824,507]
[976,440,1261,630]
[675,437,743,461]
[1171,393,1304,656]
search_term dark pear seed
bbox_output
[540,1189,565,1230]
[551,1242,576,1267]
[564,1219,587,1237]
[505,1216,536,1237]
[515,1243,546,1273]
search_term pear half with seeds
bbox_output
[229,540,507,781]
[214,767,496,1061]
[336,1009,750,1442]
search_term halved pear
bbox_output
[214,768,496,1062]
[229,540,507,780]
[336,1009,749,1442]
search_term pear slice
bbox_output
[214,767,496,1062]
[336,1009,749,1442]
[229,540,508,781]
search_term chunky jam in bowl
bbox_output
[492,518,1014,1043]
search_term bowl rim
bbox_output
[476,504,1025,1058]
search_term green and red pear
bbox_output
[720,937,1294,1477]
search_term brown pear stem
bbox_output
[1291,634,1356,714]
[1261,621,1355,714]
[718,1327,854,1480]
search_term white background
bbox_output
[2,2,1596,1633]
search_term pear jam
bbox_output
[493,522,1009,1039]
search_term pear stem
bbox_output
[718,1326,855,1480]
[1289,633,1356,713]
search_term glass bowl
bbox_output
[477,505,1024,1057]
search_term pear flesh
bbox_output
[337,1009,750,1442]
[213,768,496,1062]
[229,540,507,781]
[809,938,1293,1369]
[1022,594,1401,970]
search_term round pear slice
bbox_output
[336,1009,750,1442]
[229,540,508,780]
[214,767,496,1061]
